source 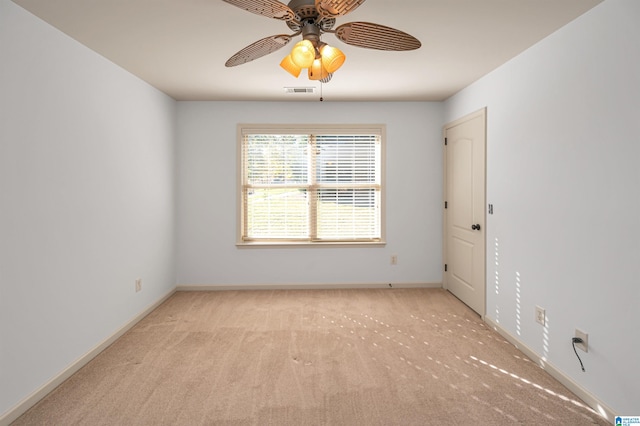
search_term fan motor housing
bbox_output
[287,0,335,32]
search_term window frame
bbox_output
[236,123,386,247]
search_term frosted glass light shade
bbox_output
[290,40,316,68]
[280,55,302,77]
[320,44,346,73]
[308,59,330,81]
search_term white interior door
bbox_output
[444,108,486,316]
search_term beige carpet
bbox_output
[13,289,608,425]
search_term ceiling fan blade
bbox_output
[222,0,295,21]
[225,35,292,67]
[316,0,366,18]
[335,22,421,51]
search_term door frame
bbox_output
[442,107,487,317]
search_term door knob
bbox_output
[471,224,481,231]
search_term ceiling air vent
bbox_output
[284,87,315,94]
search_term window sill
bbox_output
[236,241,387,248]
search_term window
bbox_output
[238,124,385,245]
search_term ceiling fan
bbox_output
[222,0,421,83]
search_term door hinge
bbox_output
[445,201,448,209]
[444,264,448,272]
[444,137,448,146]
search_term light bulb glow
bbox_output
[320,44,346,73]
[308,58,330,81]
[290,40,316,68]
[280,55,302,77]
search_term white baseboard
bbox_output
[176,282,442,291]
[0,288,176,426]
[484,317,615,425]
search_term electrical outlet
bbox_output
[535,306,545,326]
[135,279,142,293]
[575,329,588,352]
[391,254,398,265]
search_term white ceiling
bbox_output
[12,0,602,102]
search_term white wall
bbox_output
[176,102,443,287]
[444,0,640,416]
[0,0,177,417]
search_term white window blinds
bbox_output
[240,126,383,244]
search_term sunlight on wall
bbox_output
[494,238,500,324]
[542,313,550,366]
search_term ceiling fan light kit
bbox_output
[222,0,421,82]
[289,39,316,68]
[308,58,331,80]
[280,54,302,77]
[318,44,345,73]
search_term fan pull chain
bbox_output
[319,55,324,102]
